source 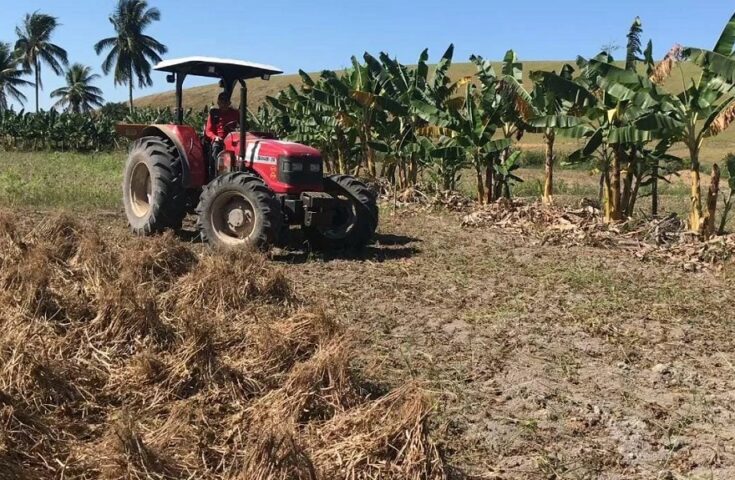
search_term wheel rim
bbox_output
[130,162,152,218]
[321,196,356,240]
[210,191,257,245]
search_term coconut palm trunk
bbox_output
[35,60,40,113]
[129,63,134,112]
[543,129,555,205]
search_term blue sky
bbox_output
[1,0,733,110]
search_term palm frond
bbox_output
[94,36,117,55]
[100,45,120,76]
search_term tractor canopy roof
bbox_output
[154,57,283,81]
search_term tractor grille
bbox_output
[278,155,323,186]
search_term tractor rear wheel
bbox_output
[196,173,282,249]
[122,136,186,234]
[306,175,378,250]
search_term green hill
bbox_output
[135,61,703,110]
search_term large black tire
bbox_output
[306,174,378,250]
[122,136,186,235]
[196,173,282,249]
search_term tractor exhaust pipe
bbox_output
[239,80,247,165]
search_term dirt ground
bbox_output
[11,206,735,479]
[285,208,735,479]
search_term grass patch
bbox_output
[0,151,123,210]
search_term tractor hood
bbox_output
[227,133,322,162]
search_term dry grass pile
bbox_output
[0,212,446,480]
[461,199,735,271]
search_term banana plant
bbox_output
[505,63,583,205]
[369,45,457,189]
[248,104,286,137]
[539,47,677,221]
[412,81,512,202]
[635,12,735,233]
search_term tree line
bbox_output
[0,0,166,114]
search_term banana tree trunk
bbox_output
[603,171,613,222]
[323,150,335,174]
[365,146,376,177]
[626,170,642,217]
[702,163,720,239]
[485,158,494,204]
[338,150,347,175]
[609,146,624,221]
[688,144,703,232]
[386,163,397,186]
[543,130,555,205]
[409,154,418,187]
[718,191,733,235]
[442,167,452,191]
[651,161,659,217]
[621,147,637,216]
[361,120,376,177]
[476,162,486,204]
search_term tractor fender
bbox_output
[141,125,207,188]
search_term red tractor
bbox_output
[119,57,377,249]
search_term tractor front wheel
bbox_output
[122,136,186,235]
[196,173,282,249]
[306,175,378,250]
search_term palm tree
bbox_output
[0,42,34,113]
[94,0,168,112]
[50,64,104,113]
[14,11,69,113]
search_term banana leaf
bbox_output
[634,112,685,133]
[683,47,735,85]
[531,71,596,107]
[713,12,735,56]
[411,99,454,127]
[608,125,651,144]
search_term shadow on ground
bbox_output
[175,226,422,263]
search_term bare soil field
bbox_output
[3,205,734,479]
[287,207,735,479]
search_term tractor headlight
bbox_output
[309,163,321,173]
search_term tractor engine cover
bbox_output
[223,133,324,195]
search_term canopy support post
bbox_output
[239,80,248,163]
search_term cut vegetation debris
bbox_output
[0,212,446,480]
[461,199,735,271]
